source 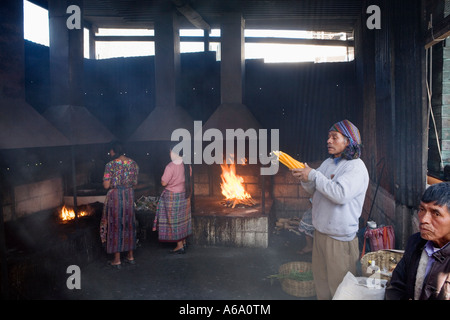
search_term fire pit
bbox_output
[58,204,95,222]
[191,160,273,248]
[219,162,257,208]
[5,203,104,298]
[192,196,273,248]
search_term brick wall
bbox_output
[272,161,397,232]
[271,163,320,219]
[193,164,270,199]
[4,177,64,221]
[193,162,312,220]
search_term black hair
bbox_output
[421,182,450,209]
[184,164,192,199]
[109,141,125,159]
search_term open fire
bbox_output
[59,205,89,221]
[220,162,256,208]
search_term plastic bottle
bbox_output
[367,220,377,229]
[366,260,381,288]
[366,260,379,275]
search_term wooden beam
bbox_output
[94,35,354,47]
[425,14,450,49]
[94,36,155,42]
[172,0,211,33]
[245,37,354,47]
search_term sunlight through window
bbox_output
[23,1,353,63]
[24,0,49,46]
[24,0,90,58]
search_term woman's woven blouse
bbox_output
[103,159,139,188]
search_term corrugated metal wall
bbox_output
[366,0,427,207]
[357,0,427,204]
[245,60,359,163]
[391,0,428,207]
[356,0,428,245]
[374,0,396,196]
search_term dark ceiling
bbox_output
[33,0,363,32]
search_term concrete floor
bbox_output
[60,229,315,300]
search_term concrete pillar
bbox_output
[128,10,194,141]
[89,26,97,60]
[0,1,69,149]
[154,11,180,108]
[220,13,245,104]
[0,1,26,100]
[48,0,84,107]
[201,12,260,135]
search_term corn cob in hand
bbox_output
[272,151,305,169]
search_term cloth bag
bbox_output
[361,225,395,257]
[333,272,387,300]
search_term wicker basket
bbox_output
[361,250,404,280]
[278,261,315,298]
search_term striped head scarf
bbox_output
[329,120,362,160]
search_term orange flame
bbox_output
[60,205,88,221]
[220,163,252,200]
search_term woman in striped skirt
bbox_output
[100,141,139,268]
[154,147,192,254]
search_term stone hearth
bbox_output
[191,196,273,248]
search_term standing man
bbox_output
[385,182,450,300]
[292,119,369,299]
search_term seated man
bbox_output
[385,182,450,300]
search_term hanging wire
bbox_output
[428,13,447,45]
[425,31,444,171]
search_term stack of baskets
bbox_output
[278,261,315,298]
[360,249,404,280]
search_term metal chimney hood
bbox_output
[128,105,194,141]
[203,13,261,136]
[42,105,115,145]
[0,98,70,149]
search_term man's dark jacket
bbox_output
[385,233,450,300]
